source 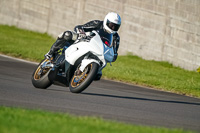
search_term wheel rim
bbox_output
[34,59,51,80]
[71,64,92,87]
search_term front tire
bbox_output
[69,62,99,93]
[31,59,52,89]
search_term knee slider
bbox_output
[63,31,73,40]
[58,31,72,40]
[58,31,78,41]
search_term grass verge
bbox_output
[0,25,54,62]
[103,56,200,98]
[0,106,195,133]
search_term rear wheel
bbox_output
[69,62,99,93]
[31,59,52,89]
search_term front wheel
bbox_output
[69,62,99,93]
[31,59,52,89]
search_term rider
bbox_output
[45,12,121,61]
[45,12,121,79]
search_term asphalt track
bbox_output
[0,55,200,132]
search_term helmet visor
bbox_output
[106,20,120,32]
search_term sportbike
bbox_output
[32,29,115,93]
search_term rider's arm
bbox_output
[74,20,102,33]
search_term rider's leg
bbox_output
[45,31,78,59]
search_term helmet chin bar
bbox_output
[103,27,112,34]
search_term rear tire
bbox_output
[31,59,52,89]
[69,62,99,93]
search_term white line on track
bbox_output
[0,54,38,65]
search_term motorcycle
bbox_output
[31,29,115,93]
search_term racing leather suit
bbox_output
[47,20,120,62]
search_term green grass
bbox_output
[0,24,200,98]
[0,106,194,133]
[0,25,54,62]
[103,56,200,98]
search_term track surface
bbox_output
[0,55,200,131]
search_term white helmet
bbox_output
[103,12,121,34]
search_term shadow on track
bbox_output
[82,92,200,106]
[43,88,200,106]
